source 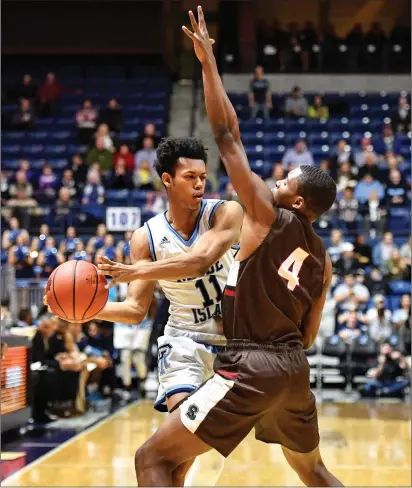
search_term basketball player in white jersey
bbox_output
[95,136,243,486]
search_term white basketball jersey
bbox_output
[144,199,235,346]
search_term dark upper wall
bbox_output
[2,1,164,54]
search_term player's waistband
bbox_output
[226,339,302,352]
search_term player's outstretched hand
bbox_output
[182,6,215,64]
[97,255,138,288]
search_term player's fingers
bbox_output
[105,279,117,290]
[48,306,53,314]
[97,268,113,277]
[210,38,215,45]
[197,5,208,34]
[182,26,195,41]
[43,294,48,306]
[188,10,199,33]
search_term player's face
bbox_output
[271,168,304,212]
[165,158,207,210]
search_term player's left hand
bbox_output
[182,6,215,64]
[1,341,8,360]
[97,255,138,288]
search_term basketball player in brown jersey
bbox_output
[129,7,344,487]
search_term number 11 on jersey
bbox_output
[278,247,309,291]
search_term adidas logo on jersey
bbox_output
[160,236,170,246]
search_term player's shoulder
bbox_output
[207,199,243,228]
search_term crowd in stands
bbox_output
[255,20,410,73]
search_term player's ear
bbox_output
[162,172,173,188]
[292,196,304,210]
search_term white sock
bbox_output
[184,450,225,487]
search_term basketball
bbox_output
[46,261,108,323]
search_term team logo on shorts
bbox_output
[185,404,199,421]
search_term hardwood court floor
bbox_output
[3,401,411,487]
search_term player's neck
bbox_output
[166,201,202,235]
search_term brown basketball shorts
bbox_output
[179,342,319,458]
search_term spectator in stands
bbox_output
[133,159,159,191]
[31,224,51,252]
[60,169,78,201]
[15,308,34,328]
[354,137,375,167]
[38,72,64,117]
[248,65,272,120]
[354,173,384,204]
[55,187,76,227]
[222,182,240,203]
[337,186,358,229]
[353,234,373,267]
[11,98,36,130]
[373,232,397,273]
[87,224,107,254]
[37,164,58,203]
[37,237,64,277]
[284,86,308,117]
[98,98,124,134]
[338,310,362,343]
[335,161,357,193]
[93,123,114,151]
[327,229,348,264]
[392,294,411,352]
[308,95,329,119]
[70,154,88,190]
[113,143,135,172]
[17,159,34,182]
[115,231,132,264]
[14,74,38,102]
[75,99,98,145]
[281,139,314,169]
[95,235,117,263]
[86,137,113,173]
[361,190,385,237]
[400,237,411,272]
[1,171,10,204]
[357,152,381,181]
[335,242,360,276]
[365,267,385,295]
[82,170,105,206]
[1,299,13,331]
[363,294,393,343]
[135,123,161,151]
[334,273,370,311]
[2,217,29,251]
[319,159,332,177]
[391,95,410,134]
[8,170,37,208]
[264,163,284,190]
[330,140,353,168]
[376,124,402,156]
[381,151,402,182]
[8,234,32,278]
[385,249,409,282]
[361,343,409,399]
[109,158,133,189]
[135,137,157,168]
[384,169,409,207]
[59,227,79,258]
[70,240,91,262]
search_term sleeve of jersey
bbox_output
[207,200,226,229]
[144,222,157,261]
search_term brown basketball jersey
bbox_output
[223,208,325,344]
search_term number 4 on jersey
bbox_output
[278,247,309,291]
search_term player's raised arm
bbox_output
[182,7,275,225]
[98,200,243,285]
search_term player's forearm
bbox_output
[202,57,239,139]
[133,253,207,281]
[95,301,144,325]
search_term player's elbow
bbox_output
[213,127,234,146]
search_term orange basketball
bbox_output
[46,261,108,323]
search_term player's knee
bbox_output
[135,441,178,475]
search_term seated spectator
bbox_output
[336,161,357,193]
[385,249,409,281]
[86,137,113,174]
[69,240,92,262]
[11,98,36,130]
[59,227,79,259]
[392,294,411,354]
[98,98,124,133]
[75,99,98,145]
[115,231,133,264]
[37,237,64,277]
[365,267,385,295]
[248,65,272,120]
[380,151,402,182]
[327,229,348,264]
[135,137,157,168]
[357,152,381,181]
[354,173,384,204]
[133,159,160,191]
[335,242,361,276]
[353,137,375,167]
[319,159,332,177]
[38,72,64,117]
[1,217,30,251]
[360,343,409,399]
[82,170,105,206]
[31,224,51,252]
[400,237,411,272]
[17,159,34,182]
[391,95,410,134]
[285,85,308,118]
[113,144,135,172]
[361,190,385,237]
[265,163,284,190]
[95,235,117,263]
[385,169,409,207]
[281,139,314,169]
[14,308,34,328]
[87,224,107,255]
[374,124,401,156]
[55,187,76,226]
[373,232,397,273]
[37,164,58,203]
[108,158,133,189]
[1,171,10,203]
[223,182,240,203]
[353,234,372,266]
[13,74,38,102]
[308,95,329,119]
[93,123,114,152]
[60,169,78,201]
[363,295,393,343]
[8,170,37,207]
[338,310,362,343]
[1,298,13,331]
[334,273,370,311]
[135,123,161,151]
[330,140,353,168]
[337,186,358,229]
[70,154,88,191]
[7,234,33,278]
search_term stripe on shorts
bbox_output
[180,373,235,433]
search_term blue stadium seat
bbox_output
[388,281,411,296]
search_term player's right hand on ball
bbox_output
[43,294,54,314]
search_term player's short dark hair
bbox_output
[154,137,208,177]
[298,165,337,218]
